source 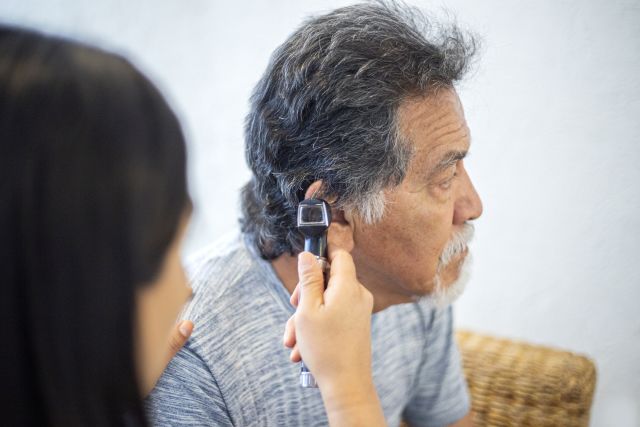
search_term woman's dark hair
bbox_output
[0,25,189,426]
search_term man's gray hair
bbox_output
[241,1,477,259]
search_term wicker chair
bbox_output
[455,330,597,427]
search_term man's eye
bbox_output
[439,179,453,190]
[438,171,457,190]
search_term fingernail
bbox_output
[179,321,192,337]
[299,252,315,271]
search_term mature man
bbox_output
[147,2,482,426]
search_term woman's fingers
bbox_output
[297,251,325,310]
[167,320,193,360]
[327,249,357,284]
[142,319,193,397]
[290,283,300,307]
[283,314,296,348]
[289,344,301,363]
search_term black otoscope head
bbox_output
[297,198,332,257]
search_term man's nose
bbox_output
[453,163,483,224]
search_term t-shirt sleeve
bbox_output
[145,344,233,427]
[402,306,471,427]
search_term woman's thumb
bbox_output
[297,251,325,309]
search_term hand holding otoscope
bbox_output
[296,198,332,387]
[283,198,386,427]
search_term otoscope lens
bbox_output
[300,204,325,224]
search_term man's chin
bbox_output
[439,248,468,282]
[420,251,473,309]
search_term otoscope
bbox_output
[296,198,332,388]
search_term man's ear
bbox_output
[303,180,354,253]
[328,207,355,253]
[304,181,324,200]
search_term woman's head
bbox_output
[0,25,191,425]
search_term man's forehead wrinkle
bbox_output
[399,103,468,145]
[430,122,469,144]
[416,124,470,159]
[397,90,471,180]
[399,103,448,136]
[398,87,460,125]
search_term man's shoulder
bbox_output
[180,232,273,325]
[185,232,258,293]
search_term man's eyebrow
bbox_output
[426,150,468,179]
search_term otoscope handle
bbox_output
[304,234,327,259]
[300,362,317,387]
[299,255,330,388]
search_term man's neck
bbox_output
[270,254,413,312]
[271,254,299,295]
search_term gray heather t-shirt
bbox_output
[146,232,470,427]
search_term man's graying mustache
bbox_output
[438,223,475,269]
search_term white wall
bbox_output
[1,1,638,425]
